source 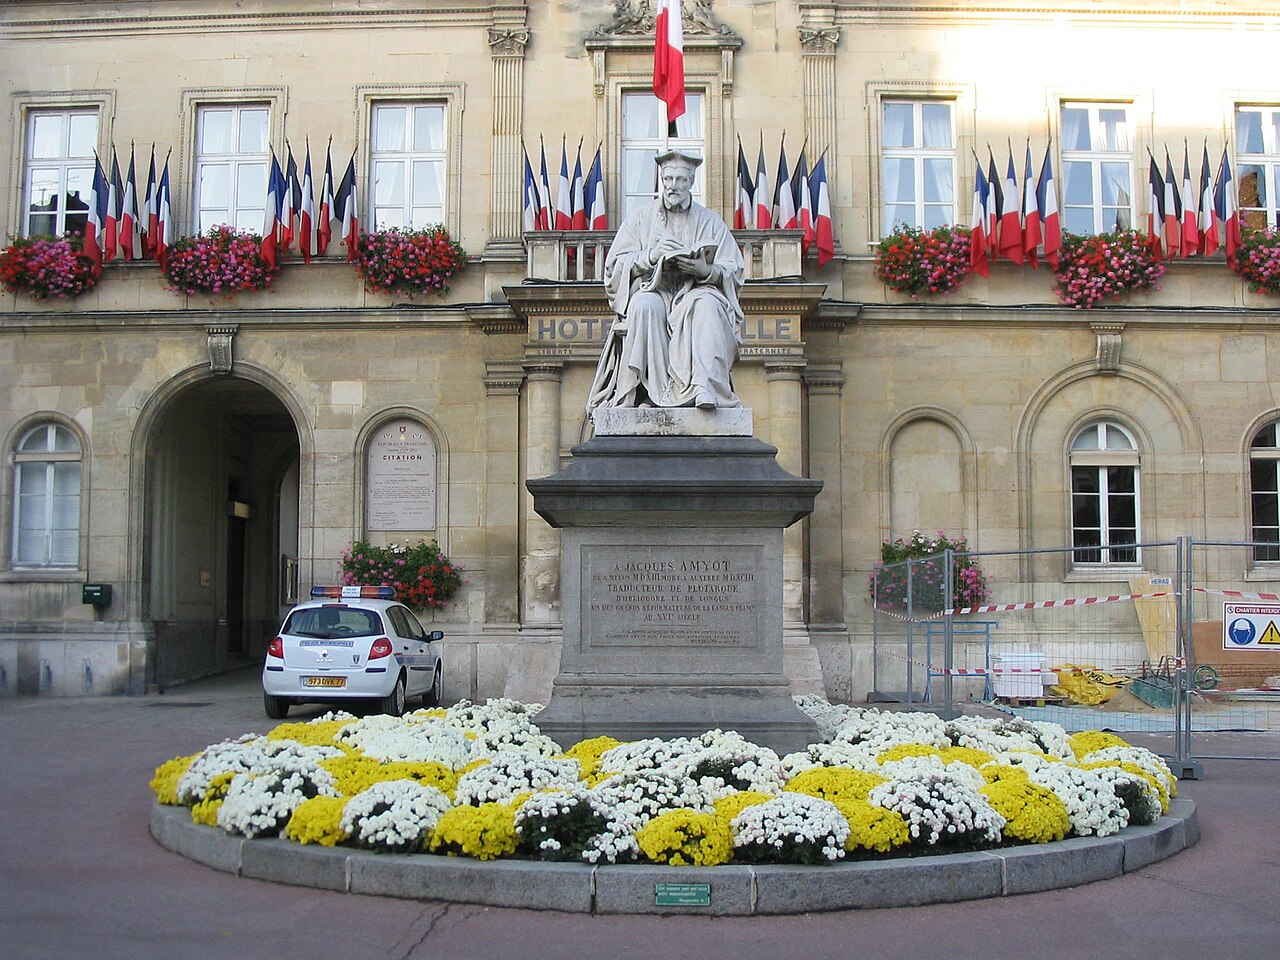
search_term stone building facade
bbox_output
[3,0,1280,701]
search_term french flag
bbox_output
[1162,151,1181,259]
[570,141,586,230]
[773,137,797,229]
[142,146,157,259]
[968,155,989,277]
[653,0,685,126]
[1199,142,1218,256]
[998,148,1024,265]
[1036,147,1062,270]
[1181,143,1199,257]
[82,155,108,276]
[753,136,770,230]
[584,146,607,230]
[1215,147,1241,264]
[810,151,834,267]
[522,147,540,232]
[282,145,300,254]
[733,137,753,229]
[554,138,573,230]
[104,148,122,262]
[1146,153,1165,261]
[261,149,284,269]
[985,151,1001,258]
[299,143,316,263]
[335,150,360,262]
[317,140,335,256]
[1021,144,1040,269]
[794,146,814,253]
[537,138,553,231]
[119,145,142,261]
[154,157,174,272]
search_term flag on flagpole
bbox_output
[733,137,753,229]
[119,145,142,260]
[985,150,1002,259]
[1021,143,1041,268]
[968,154,990,277]
[570,140,586,230]
[83,154,108,276]
[1199,141,1218,256]
[998,147,1024,265]
[1215,147,1241,263]
[795,145,814,253]
[522,147,540,232]
[299,143,316,263]
[1181,143,1199,257]
[1146,152,1165,261]
[318,140,335,256]
[282,144,300,254]
[584,145,607,230]
[1036,145,1062,270]
[141,146,157,259]
[773,136,797,229]
[753,136,770,229]
[1163,150,1182,259]
[653,0,685,126]
[155,155,174,272]
[335,150,360,262]
[262,149,284,269]
[105,148,122,262]
[554,138,573,230]
[811,151,834,267]
[537,137,553,231]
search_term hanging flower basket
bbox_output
[872,224,973,296]
[0,234,99,299]
[354,225,468,298]
[164,225,277,297]
[1229,228,1280,294]
[339,539,463,612]
[1053,230,1164,309]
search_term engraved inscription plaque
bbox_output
[366,419,437,531]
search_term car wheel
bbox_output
[264,693,290,719]
[380,674,407,717]
[424,664,443,708]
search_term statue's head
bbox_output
[655,150,702,210]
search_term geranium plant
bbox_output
[339,539,462,611]
[0,234,98,299]
[873,224,974,296]
[1229,227,1280,294]
[868,530,990,613]
[1052,230,1164,309]
[164,224,277,297]
[354,225,468,297]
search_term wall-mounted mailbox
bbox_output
[82,583,112,607]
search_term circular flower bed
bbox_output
[0,234,98,299]
[872,224,973,296]
[1230,227,1280,294]
[1053,230,1164,309]
[164,225,277,297]
[354,226,467,298]
[150,696,1174,867]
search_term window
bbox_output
[881,100,955,232]
[1249,422,1280,560]
[1070,421,1139,565]
[1236,106,1280,232]
[12,423,82,568]
[193,104,270,233]
[370,103,446,229]
[23,109,98,237]
[1060,103,1133,235]
[620,91,705,221]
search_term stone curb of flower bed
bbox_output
[151,799,1198,915]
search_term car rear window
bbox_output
[284,607,382,639]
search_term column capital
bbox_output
[523,360,565,381]
[804,360,845,395]
[798,25,840,55]
[485,361,525,396]
[764,359,807,382]
[487,27,529,57]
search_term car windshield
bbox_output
[284,606,382,639]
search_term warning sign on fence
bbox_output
[1222,602,1280,649]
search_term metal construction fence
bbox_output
[871,538,1280,773]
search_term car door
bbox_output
[387,605,430,695]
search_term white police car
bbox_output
[262,585,443,719]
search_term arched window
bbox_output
[1249,421,1280,560]
[1070,421,1139,565]
[12,422,82,567]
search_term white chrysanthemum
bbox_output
[831,709,949,754]
[780,740,883,778]
[793,695,869,741]
[590,771,711,826]
[869,772,1005,846]
[730,793,850,862]
[597,736,704,777]
[1022,763,1128,837]
[340,779,452,852]
[946,716,1072,759]
[454,751,581,805]
[1079,746,1176,799]
[878,754,987,792]
[176,735,273,804]
[216,766,338,838]
[336,715,473,769]
[466,717,561,761]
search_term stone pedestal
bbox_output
[525,410,822,754]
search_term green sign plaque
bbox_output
[654,882,711,907]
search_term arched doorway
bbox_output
[145,377,300,687]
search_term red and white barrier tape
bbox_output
[884,648,1182,677]
[1192,586,1280,602]
[876,591,1176,624]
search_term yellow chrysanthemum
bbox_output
[832,798,910,853]
[980,763,1031,784]
[785,767,887,803]
[265,719,352,747]
[457,758,490,776]
[636,809,733,867]
[1068,730,1130,759]
[876,743,943,764]
[320,756,457,799]
[937,746,995,768]
[149,754,196,805]
[559,735,623,782]
[284,796,350,846]
[428,803,520,861]
[191,772,235,827]
[980,779,1070,844]
[713,790,773,826]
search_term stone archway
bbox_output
[145,377,299,687]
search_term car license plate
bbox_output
[304,676,346,688]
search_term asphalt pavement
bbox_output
[2,666,1277,960]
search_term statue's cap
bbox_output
[654,149,703,170]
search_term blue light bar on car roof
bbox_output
[310,585,397,600]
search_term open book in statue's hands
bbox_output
[649,243,718,285]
